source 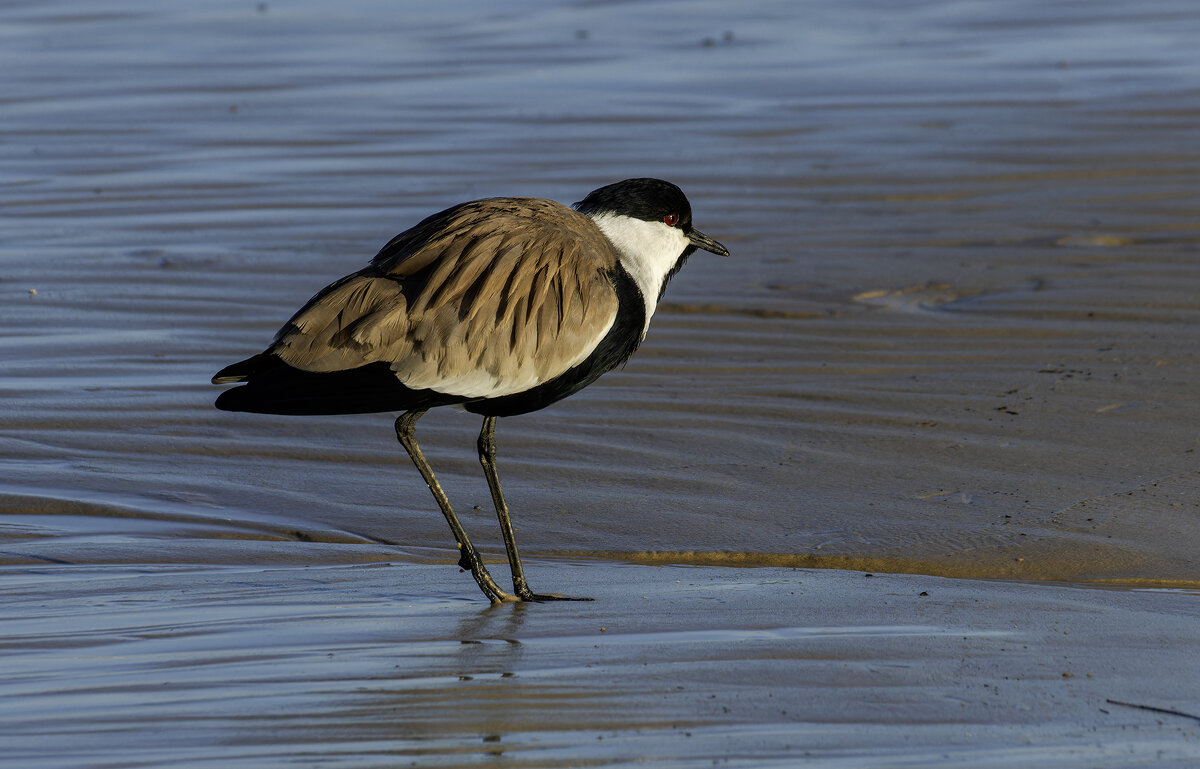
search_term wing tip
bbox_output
[211,352,274,385]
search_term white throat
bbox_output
[589,212,689,335]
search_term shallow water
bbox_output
[5,0,1200,583]
[3,0,1200,765]
[4,562,1199,768]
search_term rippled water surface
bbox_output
[3,0,1200,766]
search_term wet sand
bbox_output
[3,0,1200,765]
[4,560,1200,767]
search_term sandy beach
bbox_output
[3,0,1199,765]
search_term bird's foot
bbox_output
[516,589,593,603]
[510,575,591,602]
[531,594,594,602]
[454,546,520,603]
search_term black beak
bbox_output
[688,228,730,257]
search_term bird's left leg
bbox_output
[478,416,590,602]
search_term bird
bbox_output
[212,178,729,603]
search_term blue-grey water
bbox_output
[3,1,1200,766]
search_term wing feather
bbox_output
[269,198,620,399]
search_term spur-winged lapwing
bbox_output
[213,178,729,603]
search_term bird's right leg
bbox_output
[477,416,592,603]
[477,415,535,601]
[394,410,515,604]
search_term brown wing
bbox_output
[268,198,620,399]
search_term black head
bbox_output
[575,178,693,225]
[574,178,730,257]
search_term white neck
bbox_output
[589,212,689,335]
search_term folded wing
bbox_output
[257,198,620,401]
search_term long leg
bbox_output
[477,416,534,600]
[395,410,515,603]
[477,416,590,602]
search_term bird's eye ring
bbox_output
[664,214,678,227]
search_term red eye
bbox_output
[664,213,678,227]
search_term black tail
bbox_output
[213,355,463,416]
